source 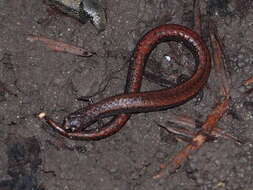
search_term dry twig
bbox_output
[193,0,202,35]
[242,76,253,86]
[153,98,230,179]
[209,21,231,97]
[27,35,95,57]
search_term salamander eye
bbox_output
[63,116,81,132]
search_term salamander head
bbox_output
[63,113,85,132]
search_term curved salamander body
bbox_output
[41,24,211,140]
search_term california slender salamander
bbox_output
[40,24,211,140]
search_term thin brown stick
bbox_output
[211,127,243,144]
[156,122,196,139]
[201,98,230,132]
[153,98,230,179]
[27,35,95,57]
[242,76,253,86]
[193,0,202,35]
[166,113,200,128]
[209,21,231,97]
[157,113,242,145]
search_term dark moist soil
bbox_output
[0,0,253,190]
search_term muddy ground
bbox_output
[0,0,253,189]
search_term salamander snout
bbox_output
[63,115,82,132]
